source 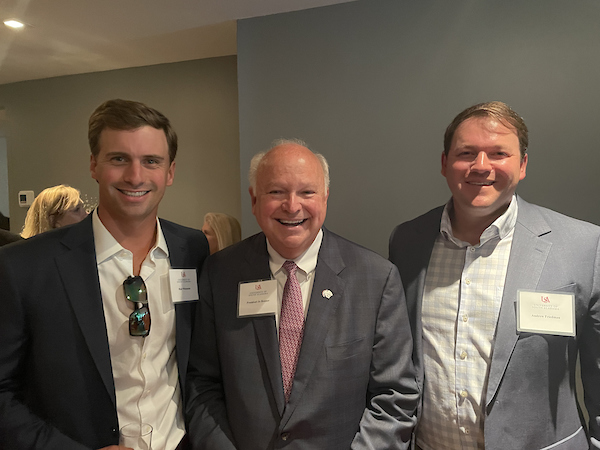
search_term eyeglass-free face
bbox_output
[123,275,151,337]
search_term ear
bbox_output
[90,154,98,182]
[166,161,176,186]
[441,152,448,177]
[249,187,258,215]
[519,153,528,181]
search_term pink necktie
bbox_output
[279,260,305,403]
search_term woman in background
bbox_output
[202,212,241,254]
[21,184,87,238]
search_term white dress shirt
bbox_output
[267,229,323,330]
[93,210,185,450]
[417,197,518,450]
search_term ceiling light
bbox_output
[4,20,25,29]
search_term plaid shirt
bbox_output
[417,197,518,450]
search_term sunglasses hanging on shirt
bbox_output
[123,275,150,337]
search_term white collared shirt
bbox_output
[417,197,518,450]
[267,229,323,330]
[93,210,184,450]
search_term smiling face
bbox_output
[250,144,329,259]
[90,126,175,229]
[442,116,527,222]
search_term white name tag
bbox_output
[238,279,277,318]
[517,290,575,336]
[169,269,199,303]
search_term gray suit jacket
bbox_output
[0,214,209,449]
[389,196,600,450]
[186,228,419,450]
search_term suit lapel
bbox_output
[242,235,286,415]
[162,221,197,397]
[486,198,552,407]
[55,216,116,406]
[281,230,345,425]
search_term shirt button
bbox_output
[464,428,470,435]
[465,278,471,285]
[460,389,469,398]
[460,351,467,360]
[142,353,147,360]
[462,314,468,322]
[281,432,290,441]
[469,247,475,252]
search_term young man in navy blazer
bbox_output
[0,99,208,449]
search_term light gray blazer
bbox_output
[186,228,419,450]
[389,196,600,450]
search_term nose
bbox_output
[123,161,143,186]
[282,193,301,213]
[471,151,492,172]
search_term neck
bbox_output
[449,203,508,246]
[97,208,158,275]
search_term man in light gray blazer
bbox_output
[186,139,419,449]
[389,101,600,450]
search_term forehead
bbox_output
[97,126,168,154]
[257,146,325,187]
[452,117,518,146]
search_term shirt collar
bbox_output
[440,195,519,247]
[92,209,169,265]
[267,228,323,277]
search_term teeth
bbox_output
[279,219,304,225]
[121,190,148,197]
[468,182,493,186]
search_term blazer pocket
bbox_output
[547,282,577,294]
[326,337,366,361]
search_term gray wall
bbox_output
[237,0,600,256]
[0,56,240,233]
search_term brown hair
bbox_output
[444,101,528,159]
[88,99,178,162]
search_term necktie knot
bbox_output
[283,260,298,277]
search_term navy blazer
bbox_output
[389,197,600,450]
[0,214,208,449]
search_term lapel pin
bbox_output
[322,289,333,299]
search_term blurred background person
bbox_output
[21,184,87,238]
[201,212,241,254]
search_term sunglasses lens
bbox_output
[123,276,147,304]
[129,305,151,337]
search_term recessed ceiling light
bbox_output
[4,20,25,29]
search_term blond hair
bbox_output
[21,185,82,238]
[204,212,241,252]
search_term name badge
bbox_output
[238,279,277,318]
[169,269,199,303]
[516,290,575,336]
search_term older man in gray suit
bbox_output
[389,101,600,450]
[186,139,419,449]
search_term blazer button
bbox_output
[281,432,291,441]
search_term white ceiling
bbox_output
[0,0,354,85]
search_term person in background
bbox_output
[0,99,209,449]
[21,184,88,237]
[201,212,241,254]
[186,139,418,449]
[389,101,600,450]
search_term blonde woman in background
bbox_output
[21,184,88,238]
[201,212,241,254]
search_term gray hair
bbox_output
[248,138,330,192]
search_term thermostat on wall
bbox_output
[18,190,34,208]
